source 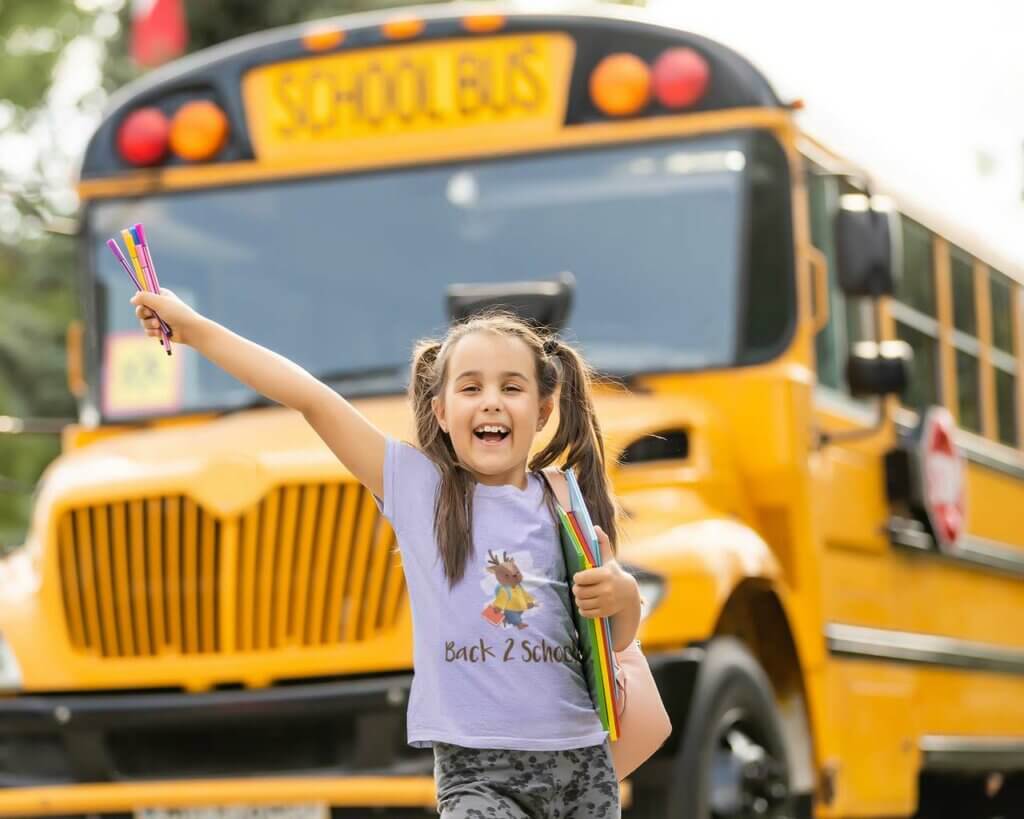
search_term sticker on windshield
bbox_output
[103,331,184,417]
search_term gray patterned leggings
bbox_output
[433,740,621,818]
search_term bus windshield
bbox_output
[89,131,775,420]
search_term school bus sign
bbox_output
[242,33,574,163]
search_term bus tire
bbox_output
[666,636,796,818]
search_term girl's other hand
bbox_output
[572,525,639,619]
[130,288,202,347]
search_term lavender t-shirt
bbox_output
[373,437,607,751]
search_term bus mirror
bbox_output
[834,194,897,297]
[66,320,87,398]
[446,271,575,334]
[846,340,912,397]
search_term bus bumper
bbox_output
[0,655,671,817]
[0,673,435,815]
[0,776,437,817]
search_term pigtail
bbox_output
[409,338,476,588]
[530,339,620,553]
[410,340,445,454]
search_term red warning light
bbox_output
[652,48,710,109]
[117,107,170,166]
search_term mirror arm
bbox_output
[816,299,891,448]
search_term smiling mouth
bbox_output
[474,427,510,444]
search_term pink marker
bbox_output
[107,236,173,346]
[131,223,172,355]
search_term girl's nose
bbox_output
[481,388,504,410]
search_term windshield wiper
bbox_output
[215,365,407,416]
[316,364,408,394]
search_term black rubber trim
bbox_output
[0,674,412,735]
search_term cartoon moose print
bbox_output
[484,550,538,629]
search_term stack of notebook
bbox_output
[554,468,621,741]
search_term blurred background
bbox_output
[0,0,1020,552]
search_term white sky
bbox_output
[645,0,1024,273]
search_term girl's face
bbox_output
[432,331,553,489]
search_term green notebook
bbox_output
[552,469,620,738]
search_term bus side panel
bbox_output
[825,659,920,818]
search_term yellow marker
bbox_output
[121,229,149,292]
[121,228,169,352]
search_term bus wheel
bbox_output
[667,637,795,819]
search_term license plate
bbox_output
[135,805,327,819]
[243,33,574,163]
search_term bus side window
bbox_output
[949,243,982,434]
[989,269,1019,447]
[891,216,942,412]
[806,163,871,394]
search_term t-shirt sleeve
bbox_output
[372,437,439,535]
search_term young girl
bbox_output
[131,289,642,818]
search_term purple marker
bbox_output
[131,223,172,356]
[106,238,141,289]
[107,237,173,345]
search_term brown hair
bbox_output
[409,309,620,588]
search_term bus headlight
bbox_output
[623,566,665,622]
[0,633,22,692]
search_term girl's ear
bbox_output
[537,397,555,431]
[431,395,448,434]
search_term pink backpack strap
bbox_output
[539,466,571,510]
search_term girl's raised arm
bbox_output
[131,289,385,499]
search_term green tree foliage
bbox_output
[0,1,88,107]
[105,1,644,85]
[184,0,453,52]
[0,0,94,551]
[103,0,456,88]
[0,232,76,550]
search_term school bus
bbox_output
[0,3,1021,818]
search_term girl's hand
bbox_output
[572,525,639,619]
[130,288,203,347]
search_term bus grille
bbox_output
[55,482,404,658]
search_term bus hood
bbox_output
[37,389,727,518]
